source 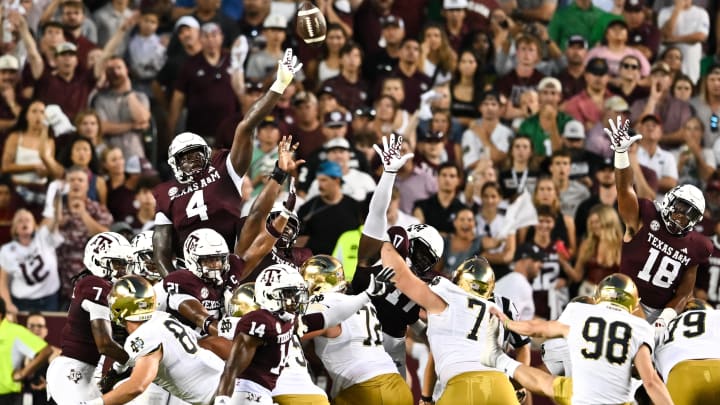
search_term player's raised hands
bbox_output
[271,48,303,94]
[277,135,305,174]
[373,133,414,174]
[604,115,642,153]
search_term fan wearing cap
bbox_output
[554,35,589,101]
[287,91,323,160]
[306,138,376,202]
[559,119,605,188]
[623,0,660,60]
[414,127,449,173]
[320,43,370,112]
[365,14,405,79]
[573,156,618,240]
[154,16,201,106]
[585,18,650,78]
[0,54,21,131]
[246,15,295,82]
[461,89,513,168]
[297,161,361,255]
[441,0,472,53]
[495,243,543,322]
[657,0,709,84]
[636,114,678,194]
[564,57,614,130]
[629,61,693,145]
[518,77,573,156]
[27,17,128,120]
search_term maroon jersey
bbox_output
[234,309,294,390]
[153,149,244,255]
[530,242,559,320]
[163,269,223,330]
[228,248,313,286]
[61,274,112,365]
[696,235,720,309]
[620,199,712,309]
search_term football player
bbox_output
[379,246,519,404]
[487,274,673,405]
[130,231,162,284]
[695,222,720,308]
[214,263,389,404]
[47,232,132,404]
[540,295,596,377]
[82,275,225,405]
[655,298,720,404]
[153,48,303,276]
[605,117,712,331]
[350,134,443,376]
[158,228,227,335]
[300,255,413,405]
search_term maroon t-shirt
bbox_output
[620,199,712,309]
[320,74,370,113]
[174,51,239,138]
[496,69,546,107]
[153,149,243,255]
[60,275,112,365]
[388,67,432,112]
[34,68,96,120]
[163,269,223,328]
[234,309,294,390]
[107,184,137,225]
[694,235,720,309]
[286,123,324,161]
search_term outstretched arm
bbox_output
[634,345,674,405]
[490,307,568,339]
[229,49,303,177]
[380,243,446,314]
[100,349,161,405]
[605,116,643,236]
[357,134,413,266]
[152,224,174,278]
[90,319,129,364]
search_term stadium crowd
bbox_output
[0,0,719,404]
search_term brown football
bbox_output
[296,1,327,44]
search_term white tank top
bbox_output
[12,135,46,185]
[317,61,340,84]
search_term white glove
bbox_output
[365,269,393,297]
[111,361,129,374]
[603,115,642,153]
[270,48,303,94]
[213,396,231,405]
[654,308,677,338]
[45,104,76,136]
[230,35,249,72]
[418,89,440,120]
[372,134,414,174]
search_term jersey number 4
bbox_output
[637,247,681,288]
[186,190,209,221]
[581,317,631,365]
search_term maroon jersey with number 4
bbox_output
[61,274,113,365]
[234,308,294,390]
[153,149,244,254]
[620,199,712,309]
[696,235,720,309]
[162,269,223,329]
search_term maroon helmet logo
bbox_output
[185,234,200,253]
[260,268,282,286]
[92,235,115,255]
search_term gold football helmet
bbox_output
[684,297,713,312]
[300,255,347,294]
[452,257,495,299]
[227,283,259,317]
[595,273,639,312]
[571,295,596,305]
[109,275,157,325]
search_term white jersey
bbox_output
[541,302,589,376]
[427,277,502,386]
[216,316,327,398]
[0,226,63,299]
[564,302,654,405]
[312,292,398,397]
[124,311,224,405]
[655,309,720,381]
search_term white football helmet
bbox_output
[268,202,300,249]
[406,223,444,274]
[660,184,705,235]
[254,264,309,314]
[130,231,162,283]
[167,132,212,184]
[183,228,229,286]
[84,232,132,280]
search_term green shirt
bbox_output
[0,320,48,394]
[549,2,612,49]
[518,112,574,156]
[332,225,363,281]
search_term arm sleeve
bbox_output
[362,172,396,240]
[81,299,111,321]
[168,293,199,311]
[300,293,370,332]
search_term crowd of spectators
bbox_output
[0,0,718,326]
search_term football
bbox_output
[296,1,327,44]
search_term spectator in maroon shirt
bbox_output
[385,38,432,112]
[496,34,545,120]
[364,14,405,80]
[443,0,473,53]
[624,0,660,61]
[288,91,323,160]
[58,1,98,69]
[555,35,588,101]
[320,42,371,112]
[167,22,240,141]
[353,0,393,60]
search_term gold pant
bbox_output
[667,359,720,405]
[437,371,519,405]
[331,373,412,405]
[552,376,572,405]
[274,394,330,405]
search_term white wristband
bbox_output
[280,207,292,219]
[270,79,287,94]
[614,151,630,169]
[659,308,677,324]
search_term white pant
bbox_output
[115,378,171,405]
[231,379,273,405]
[382,333,407,378]
[46,356,101,404]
